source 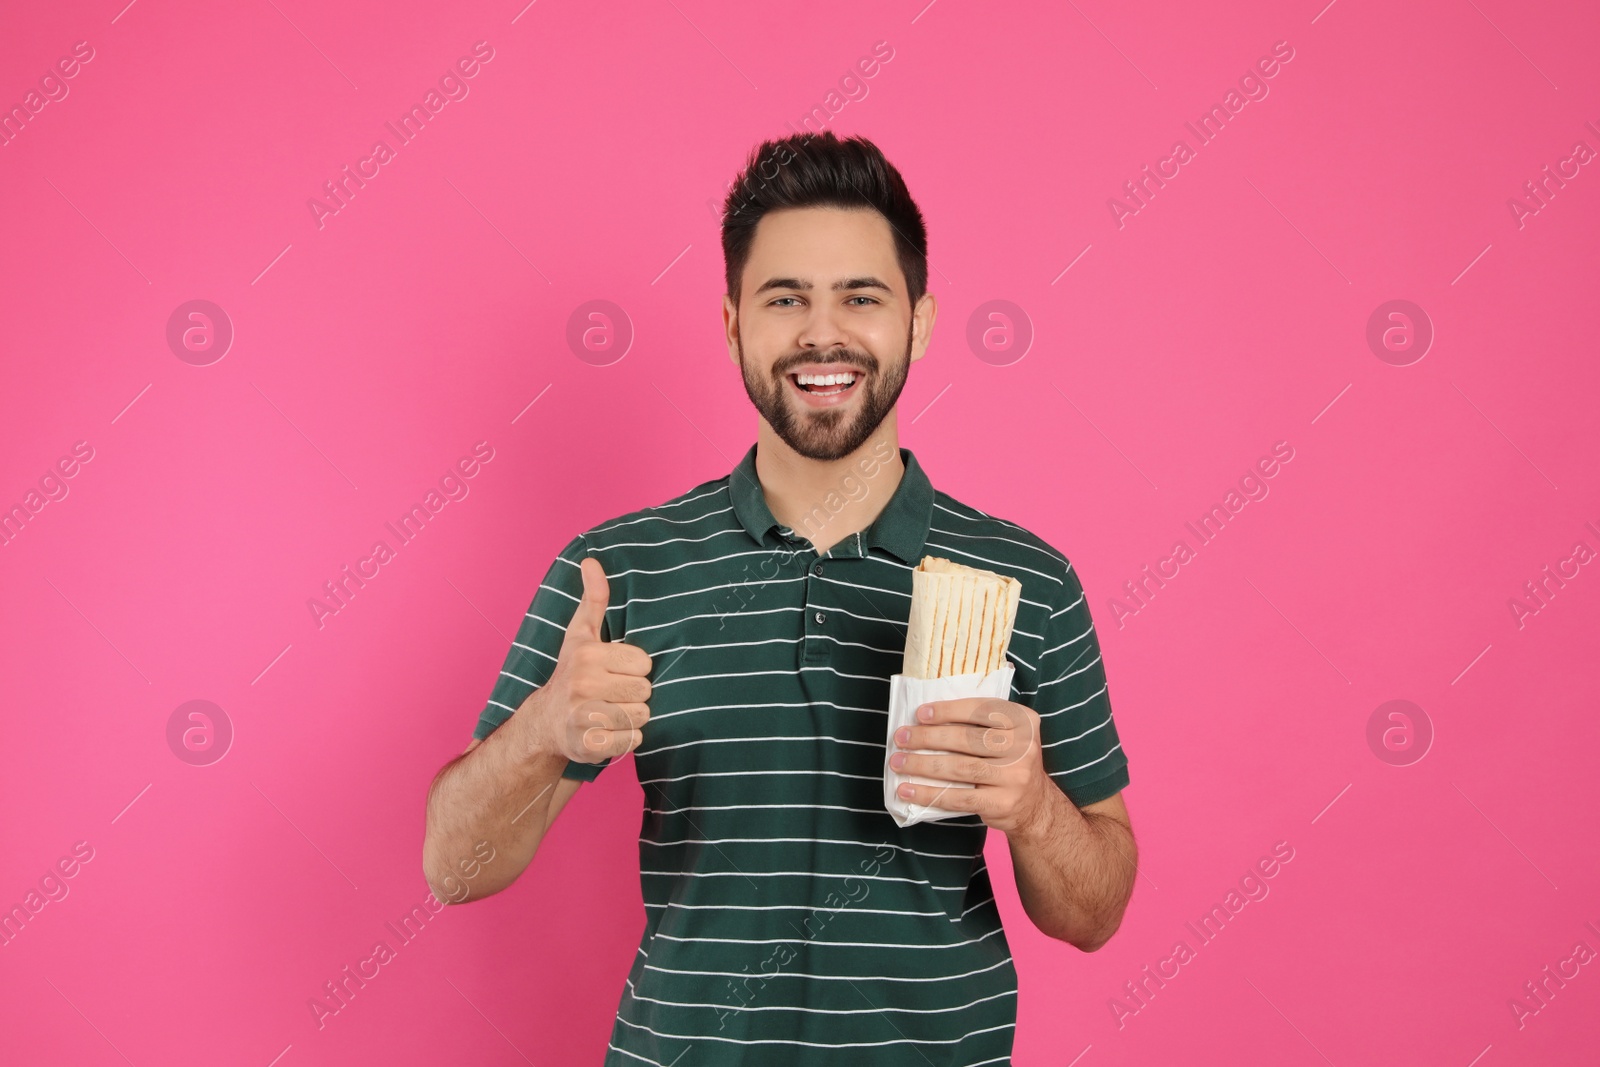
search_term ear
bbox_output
[723,292,740,366]
[908,291,938,365]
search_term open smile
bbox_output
[785,366,865,408]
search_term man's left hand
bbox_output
[889,697,1055,838]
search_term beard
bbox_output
[738,322,913,462]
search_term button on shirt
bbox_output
[473,443,1131,1066]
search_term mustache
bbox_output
[775,353,877,376]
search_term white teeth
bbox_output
[795,372,858,386]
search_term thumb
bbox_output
[564,555,610,644]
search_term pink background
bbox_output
[3,0,1597,1063]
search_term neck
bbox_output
[754,411,904,555]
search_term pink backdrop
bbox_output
[3,1,1597,1063]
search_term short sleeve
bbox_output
[1016,560,1129,807]
[472,533,612,782]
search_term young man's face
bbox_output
[724,206,936,462]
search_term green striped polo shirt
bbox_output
[473,442,1131,1066]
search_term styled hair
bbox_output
[720,131,928,312]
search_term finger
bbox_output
[918,699,1035,744]
[562,556,611,645]
[611,701,652,729]
[896,722,1007,758]
[574,723,643,761]
[576,698,648,733]
[572,700,647,760]
[588,672,652,705]
[912,697,996,726]
[895,778,981,812]
[582,698,651,733]
[898,722,1037,770]
[891,751,994,786]
[599,640,653,678]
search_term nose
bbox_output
[794,300,852,353]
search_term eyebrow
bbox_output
[753,276,894,296]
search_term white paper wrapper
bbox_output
[883,664,1016,828]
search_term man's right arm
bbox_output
[422,697,581,904]
[421,551,651,904]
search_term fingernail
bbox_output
[898,783,915,798]
[917,705,933,721]
[889,752,906,769]
[894,726,911,745]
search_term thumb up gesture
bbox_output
[523,556,653,765]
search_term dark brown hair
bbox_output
[720,131,928,311]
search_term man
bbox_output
[423,131,1137,1066]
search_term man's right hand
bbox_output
[517,556,653,764]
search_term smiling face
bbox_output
[724,206,936,462]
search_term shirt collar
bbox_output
[728,441,933,564]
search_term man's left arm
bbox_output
[889,556,1137,949]
[892,698,1138,950]
[1006,556,1137,950]
[1007,788,1136,951]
